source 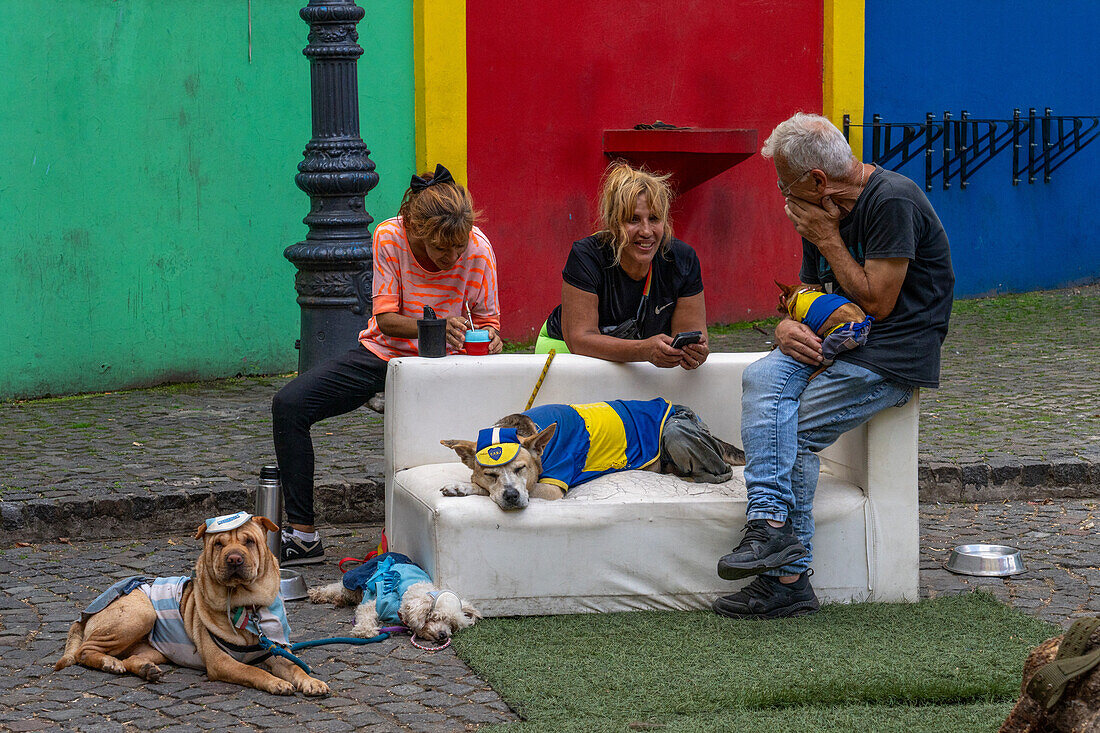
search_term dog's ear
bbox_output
[398,592,431,632]
[776,280,794,315]
[194,522,208,540]
[441,439,478,470]
[253,516,279,534]
[461,600,482,623]
[522,423,557,458]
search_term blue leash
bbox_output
[260,629,398,674]
[290,632,391,651]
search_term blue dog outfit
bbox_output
[342,552,433,625]
[476,398,673,492]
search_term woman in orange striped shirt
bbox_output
[272,165,502,565]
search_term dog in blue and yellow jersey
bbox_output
[777,281,874,379]
[441,398,744,510]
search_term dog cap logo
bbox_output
[475,427,520,466]
[204,511,252,534]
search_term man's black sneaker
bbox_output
[712,570,820,619]
[717,519,809,580]
[280,532,324,566]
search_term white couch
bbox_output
[383,353,919,617]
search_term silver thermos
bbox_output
[255,465,283,558]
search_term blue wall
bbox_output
[864,1,1100,296]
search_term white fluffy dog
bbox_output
[307,552,479,642]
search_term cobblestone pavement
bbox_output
[0,524,513,732]
[0,501,1094,732]
[2,285,1097,541]
[921,498,1100,627]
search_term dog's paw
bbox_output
[101,657,127,675]
[350,623,382,639]
[265,678,297,696]
[441,481,475,497]
[298,676,330,697]
[137,661,164,682]
[307,582,353,606]
[306,587,331,604]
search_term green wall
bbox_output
[0,1,414,399]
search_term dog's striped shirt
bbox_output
[80,575,291,669]
[524,398,672,491]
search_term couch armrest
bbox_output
[863,389,920,600]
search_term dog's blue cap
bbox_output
[204,511,252,533]
[475,427,520,466]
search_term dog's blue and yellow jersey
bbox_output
[788,289,874,365]
[522,398,672,491]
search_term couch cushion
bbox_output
[388,462,873,616]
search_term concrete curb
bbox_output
[1,480,384,542]
[918,459,1100,502]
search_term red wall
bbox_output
[467,1,823,338]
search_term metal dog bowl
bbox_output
[279,569,308,601]
[944,544,1026,577]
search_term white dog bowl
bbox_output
[279,569,308,601]
[944,544,1026,577]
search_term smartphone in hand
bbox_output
[670,330,702,349]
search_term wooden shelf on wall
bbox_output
[603,128,759,192]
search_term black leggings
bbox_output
[272,345,388,526]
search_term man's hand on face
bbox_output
[784,194,843,247]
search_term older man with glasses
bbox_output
[712,112,955,619]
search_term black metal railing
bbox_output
[843,108,1099,191]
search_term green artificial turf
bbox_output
[474,701,1016,733]
[453,593,1056,732]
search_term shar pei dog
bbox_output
[55,512,328,696]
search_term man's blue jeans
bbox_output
[740,350,912,576]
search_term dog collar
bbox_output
[205,511,252,533]
[475,427,520,467]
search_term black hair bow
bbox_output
[409,163,455,192]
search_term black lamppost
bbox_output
[284,0,378,372]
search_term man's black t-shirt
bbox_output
[545,234,704,341]
[799,166,954,388]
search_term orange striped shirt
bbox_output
[359,217,501,360]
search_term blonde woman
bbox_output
[537,162,709,369]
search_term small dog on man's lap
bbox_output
[308,552,479,642]
[441,398,744,510]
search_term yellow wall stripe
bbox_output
[823,0,865,157]
[413,0,468,184]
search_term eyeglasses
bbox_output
[777,169,811,197]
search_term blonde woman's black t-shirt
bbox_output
[544,234,704,341]
[799,166,954,388]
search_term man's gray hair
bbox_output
[761,112,854,179]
